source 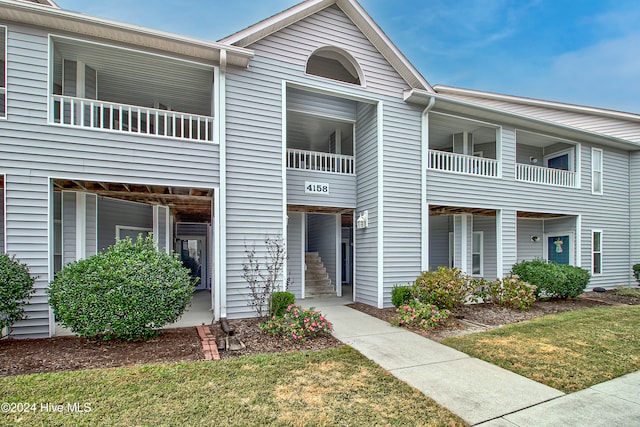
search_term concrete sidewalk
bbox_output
[306,296,640,426]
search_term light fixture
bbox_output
[530,235,539,242]
[356,210,368,229]
[529,156,539,165]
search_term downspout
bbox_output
[421,96,435,272]
[218,49,227,320]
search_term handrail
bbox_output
[428,149,499,177]
[51,94,214,142]
[516,163,577,188]
[287,148,355,175]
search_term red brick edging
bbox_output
[196,325,221,361]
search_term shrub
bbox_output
[391,285,413,307]
[412,267,474,310]
[270,291,295,317]
[48,236,194,341]
[633,264,640,284]
[486,275,537,311]
[391,301,451,329]
[0,254,36,337]
[511,259,590,299]
[259,304,332,342]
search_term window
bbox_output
[592,148,603,195]
[472,231,483,276]
[592,230,602,275]
[544,148,574,171]
[306,47,363,85]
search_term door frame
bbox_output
[543,231,575,265]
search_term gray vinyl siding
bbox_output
[382,100,424,306]
[0,180,4,254]
[85,193,97,257]
[426,116,632,287]
[286,212,304,298]
[307,213,338,288]
[516,143,543,165]
[1,23,220,336]
[354,102,378,306]
[473,216,497,279]
[97,197,153,252]
[517,218,544,262]
[429,215,450,270]
[631,152,640,266]
[62,191,76,265]
[287,87,357,120]
[286,170,356,208]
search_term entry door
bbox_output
[178,238,207,290]
[548,235,570,264]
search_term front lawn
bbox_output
[0,346,465,426]
[442,305,640,392]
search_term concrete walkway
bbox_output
[306,296,640,426]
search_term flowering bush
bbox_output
[259,304,332,342]
[412,267,474,310]
[486,275,537,311]
[391,301,451,330]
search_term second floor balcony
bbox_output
[49,36,215,143]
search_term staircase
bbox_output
[304,252,335,297]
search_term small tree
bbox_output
[243,234,288,318]
[0,254,36,337]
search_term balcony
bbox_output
[287,148,355,175]
[428,150,500,178]
[516,163,577,188]
[52,95,214,142]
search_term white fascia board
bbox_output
[405,88,640,150]
[0,0,254,66]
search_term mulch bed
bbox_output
[349,289,640,341]
[2,290,637,377]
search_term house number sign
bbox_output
[305,182,330,194]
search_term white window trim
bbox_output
[472,231,483,277]
[591,147,603,195]
[115,225,153,240]
[592,230,603,275]
[1,25,7,120]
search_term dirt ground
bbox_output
[2,290,638,376]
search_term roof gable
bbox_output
[220,0,433,92]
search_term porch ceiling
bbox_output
[288,205,354,215]
[429,205,497,217]
[429,205,572,219]
[54,179,212,222]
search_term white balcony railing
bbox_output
[516,163,577,188]
[287,148,355,175]
[428,149,499,177]
[51,95,215,142]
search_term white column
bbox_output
[75,192,86,260]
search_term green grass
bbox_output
[615,286,640,298]
[442,306,640,393]
[0,346,465,427]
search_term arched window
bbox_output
[306,47,364,86]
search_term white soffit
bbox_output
[0,0,254,67]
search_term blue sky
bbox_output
[56,0,640,114]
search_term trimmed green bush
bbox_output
[270,291,295,317]
[48,236,194,341]
[412,267,474,310]
[511,259,590,299]
[391,301,451,329]
[0,254,36,337]
[486,275,537,311]
[391,285,413,308]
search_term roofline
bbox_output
[0,0,254,66]
[434,85,640,123]
[405,88,640,149]
[221,0,433,92]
